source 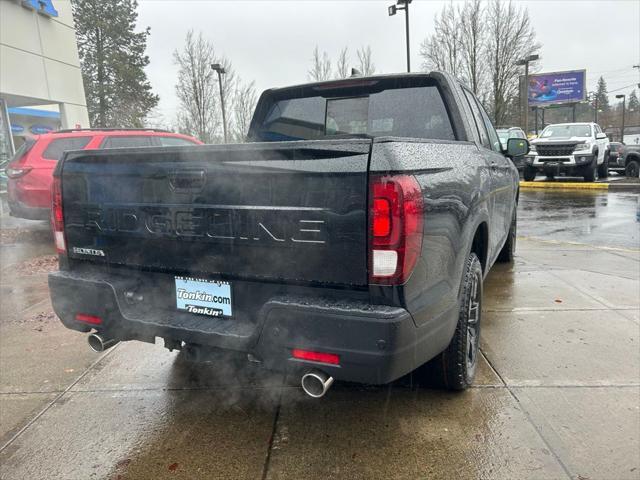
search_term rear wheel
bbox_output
[523,166,536,181]
[435,253,483,390]
[626,159,640,178]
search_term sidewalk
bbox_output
[0,237,638,480]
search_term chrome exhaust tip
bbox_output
[301,370,334,398]
[88,333,118,352]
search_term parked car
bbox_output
[497,127,527,148]
[497,127,527,172]
[606,142,625,174]
[524,122,610,182]
[48,72,524,396]
[618,144,640,178]
[6,129,202,220]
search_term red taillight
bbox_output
[75,313,102,325]
[292,349,340,365]
[369,174,423,285]
[6,166,32,179]
[51,176,66,254]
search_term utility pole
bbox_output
[388,0,412,73]
[211,63,228,143]
[516,54,540,135]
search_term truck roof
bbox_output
[267,72,437,94]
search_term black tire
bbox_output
[523,166,536,181]
[597,153,609,178]
[497,206,516,263]
[583,157,597,182]
[436,253,483,390]
[545,173,555,180]
[626,159,640,178]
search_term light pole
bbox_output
[516,54,540,135]
[211,63,228,143]
[388,0,412,73]
[615,94,626,143]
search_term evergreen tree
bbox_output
[594,76,610,113]
[73,0,159,127]
[628,90,639,124]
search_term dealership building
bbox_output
[0,0,89,162]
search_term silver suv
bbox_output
[524,122,610,182]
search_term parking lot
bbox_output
[0,188,638,480]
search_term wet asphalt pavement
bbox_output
[0,190,638,480]
[518,189,639,250]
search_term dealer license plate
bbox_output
[175,276,232,318]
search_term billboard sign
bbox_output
[527,70,586,106]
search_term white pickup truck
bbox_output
[524,122,610,182]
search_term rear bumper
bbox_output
[48,269,446,385]
[8,199,50,220]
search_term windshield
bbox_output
[496,130,509,140]
[254,85,456,141]
[540,124,592,138]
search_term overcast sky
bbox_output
[136,0,640,123]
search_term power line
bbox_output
[587,66,638,76]
[608,83,638,93]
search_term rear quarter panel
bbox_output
[369,138,490,329]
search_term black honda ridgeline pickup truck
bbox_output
[49,73,527,397]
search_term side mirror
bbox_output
[506,137,529,157]
[596,133,608,140]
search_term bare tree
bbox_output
[420,4,463,77]
[485,0,541,125]
[174,31,238,143]
[231,81,258,142]
[308,46,332,81]
[357,46,376,76]
[459,0,486,98]
[173,30,218,143]
[335,47,349,79]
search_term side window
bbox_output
[42,137,92,161]
[475,99,502,152]
[158,136,198,146]
[101,136,155,149]
[462,89,489,148]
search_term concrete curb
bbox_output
[519,181,608,190]
[519,181,639,192]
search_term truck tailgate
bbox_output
[61,140,371,286]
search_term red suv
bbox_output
[6,129,202,220]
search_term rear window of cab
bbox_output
[253,83,455,142]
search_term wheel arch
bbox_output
[470,221,489,275]
[625,153,640,166]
